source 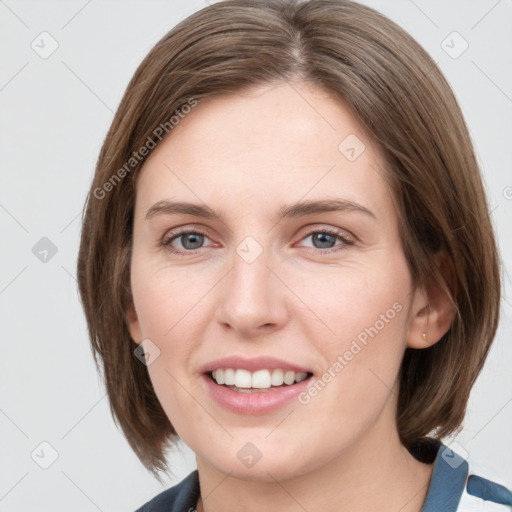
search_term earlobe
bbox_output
[127,303,143,344]
[407,252,457,349]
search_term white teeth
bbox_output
[211,368,310,389]
[224,368,235,386]
[295,372,308,383]
[213,369,225,384]
[252,369,272,389]
[271,369,284,386]
[234,369,252,388]
[284,370,295,385]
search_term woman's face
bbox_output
[128,81,422,481]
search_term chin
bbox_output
[215,457,310,483]
[197,439,325,483]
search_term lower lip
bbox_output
[201,374,312,415]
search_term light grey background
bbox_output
[1,0,511,510]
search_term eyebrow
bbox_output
[145,198,376,222]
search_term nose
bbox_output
[215,247,290,339]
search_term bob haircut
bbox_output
[77,0,500,477]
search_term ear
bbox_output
[407,251,457,349]
[127,303,143,344]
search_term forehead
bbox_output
[135,81,393,222]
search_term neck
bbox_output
[195,404,433,512]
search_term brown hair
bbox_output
[77,0,500,477]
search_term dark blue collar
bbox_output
[417,439,468,512]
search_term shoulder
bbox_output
[133,470,200,512]
[460,463,512,511]
[415,439,512,512]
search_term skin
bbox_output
[128,80,454,512]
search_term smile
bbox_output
[210,368,310,391]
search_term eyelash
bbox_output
[161,227,354,256]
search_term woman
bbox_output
[77,1,511,510]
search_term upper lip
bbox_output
[201,356,311,374]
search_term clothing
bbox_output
[134,439,512,512]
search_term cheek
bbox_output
[131,260,213,341]
[130,261,216,431]
[288,251,412,347]
[289,249,413,397]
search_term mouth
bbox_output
[207,368,314,393]
[200,356,314,413]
